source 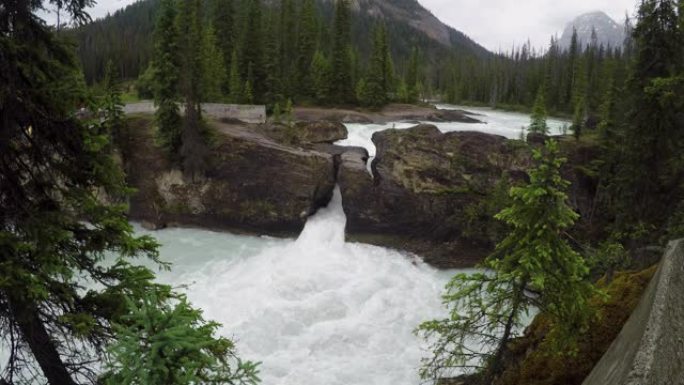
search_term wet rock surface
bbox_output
[339,124,531,268]
[123,117,337,236]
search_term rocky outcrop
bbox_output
[294,121,348,143]
[123,116,599,269]
[582,239,684,385]
[339,124,531,268]
[122,117,337,235]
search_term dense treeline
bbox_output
[144,0,428,107]
[439,23,634,118]
[419,1,684,382]
[74,0,489,108]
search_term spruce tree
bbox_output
[329,0,355,104]
[572,96,586,140]
[310,50,331,103]
[263,9,283,105]
[240,0,265,102]
[201,23,227,102]
[417,141,595,383]
[0,2,162,383]
[361,24,390,107]
[278,0,298,99]
[613,0,683,234]
[229,49,243,103]
[153,0,182,155]
[103,289,260,385]
[296,0,318,98]
[213,0,234,94]
[406,46,420,103]
[529,86,548,134]
[177,0,209,180]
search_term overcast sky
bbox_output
[419,0,639,51]
[51,0,639,52]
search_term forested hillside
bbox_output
[438,26,633,118]
[74,0,488,88]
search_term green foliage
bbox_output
[0,2,165,382]
[417,141,596,383]
[153,0,182,155]
[212,0,235,94]
[229,49,243,103]
[571,97,586,140]
[103,290,260,385]
[607,0,684,241]
[103,61,127,145]
[272,102,282,123]
[284,98,294,126]
[359,23,392,107]
[310,50,331,104]
[406,46,420,103]
[529,87,548,134]
[201,24,227,102]
[296,0,318,98]
[136,64,156,99]
[329,0,355,104]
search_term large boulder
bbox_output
[339,124,531,268]
[294,121,348,143]
[122,117,337,235]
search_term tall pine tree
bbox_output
[329,0,355,104]
[153,0,182,155]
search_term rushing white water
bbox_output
[133,187,458,385]
[336,104,570,157]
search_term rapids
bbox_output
[336,103,570,157]
[133,187,459,385]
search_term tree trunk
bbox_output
[7,296,77,385]
[482,287,524,385]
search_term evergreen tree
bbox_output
[229,49,243,103]
[406,46,420,103]
[310,50,331,103]
[177,0,209,180]
[278,0,298,99]
[0,1,162,383]
[612,0,683,235]
[329,0,355,104]
[103,290,260,385]
[572,96,586,140]
[361,24,390,107]
[296,0,318,98]
[213,0,235,94]
[103,60,126,144]
[565,28,580,107]
[153,0,182,155]
[202,23,227,102]
[263,9,283,105]
[529,86,548,134]
[240,0,265,102]
[417,141,595,383]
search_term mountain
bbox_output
[73,0,490,84]
[558,11,625,50]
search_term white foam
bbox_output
[136,187,461,385]
[336,105,570,157]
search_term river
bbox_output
[2,106,550,384]
[337,103,569,157]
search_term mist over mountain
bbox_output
[558,11,626,50]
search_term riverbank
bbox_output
[120,105,599,269]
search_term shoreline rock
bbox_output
[122,116,598,269]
